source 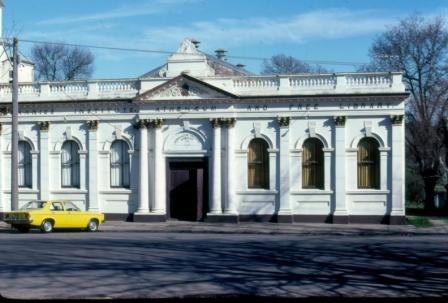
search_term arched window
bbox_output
[248,138,269,189]
[18,141,32,188]
[61,140,80,188]
[357,137,380,189]
[302,138,324,189]
[110,140,130,188]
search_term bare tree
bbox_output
[365,14,448,210]
[31,43,94,81]
[261,54,327,74]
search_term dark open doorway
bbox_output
[166,158,208,221]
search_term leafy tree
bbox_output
[363,14,448,210]
[261,54,327,74]
[31,43,94,81]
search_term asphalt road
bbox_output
[0,232,447,301]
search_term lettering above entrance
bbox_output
[164,129,209,153]
[134,74,236,103]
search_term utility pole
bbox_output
[11,37,19,210]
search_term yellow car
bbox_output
[3,200,105,233]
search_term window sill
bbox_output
[237,190,278,195]
[346,190,390,194]
[291,190,333,195]
[52,189,88,194]
[100,189,132,194]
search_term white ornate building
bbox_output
[0,38,408,224]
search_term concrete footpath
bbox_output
[1,217,447,235]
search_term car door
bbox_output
[64,201,86,228]
[50,201,68,228]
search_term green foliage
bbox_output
[406,216,433,228]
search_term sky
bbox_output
[2,0,448,79]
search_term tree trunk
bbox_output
[423,175,437,211]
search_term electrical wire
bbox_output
[3,37,369,67]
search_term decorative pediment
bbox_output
[134,74,236,103]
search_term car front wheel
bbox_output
[41,220,53,233]
[86,219,99,232]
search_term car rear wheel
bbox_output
[41,220,53,233]
[86,219,99,232]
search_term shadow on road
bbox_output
[0,234,447,299]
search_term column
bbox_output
[380,148,389,191]
[390,115,405,221]
[136,120,149,213]
[224,118,237,214]
[38,122,50,200]
[209,118,222,214]
[323,148,334,191]
[277,117,292,222]
[87,120,99,211]
[152,118,165,214]
[79,151,87,190]
[333,116,348,222]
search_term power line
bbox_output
[6,37,369,67]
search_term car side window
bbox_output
[65,201,81,211]
[52,202,63,211]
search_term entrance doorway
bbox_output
[167,158,208,221]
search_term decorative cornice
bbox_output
[277,116,290,128]
[390,114,404,125]
[333,116,346,127]
[87,120,99,131]
[38,121,50,131]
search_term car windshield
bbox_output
[20,201,47,210]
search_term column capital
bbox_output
[149,118,165,129]
[210,118,221,128]
[390,114,404,125]
[87,120,99,131]
[333,116,346,127]
[38,121,50,132]
[277,116,290,128]
[135,119,149,129]
[221,117,236,128]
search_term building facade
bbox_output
[0,39,408,224]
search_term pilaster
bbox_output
[38,121,50,200]
[333,116,348,223]
[277,116,292,222]
[152,119,166,214]
[390,115,405,220]
[87,120,99,211]
[222,118,238,221]
[136,120,150,214]
[209,118,222,214]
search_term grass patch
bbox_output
[406,216,433,228]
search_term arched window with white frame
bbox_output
[302,138,324,189]
[61,140,80,188]
[248,138,269,189]
[110,140,130,188]
[18,141,32,188]
[357,137,380,189]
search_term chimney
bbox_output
[236,63,245,69]
[215,48,227,61]
[191,39,200,49]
